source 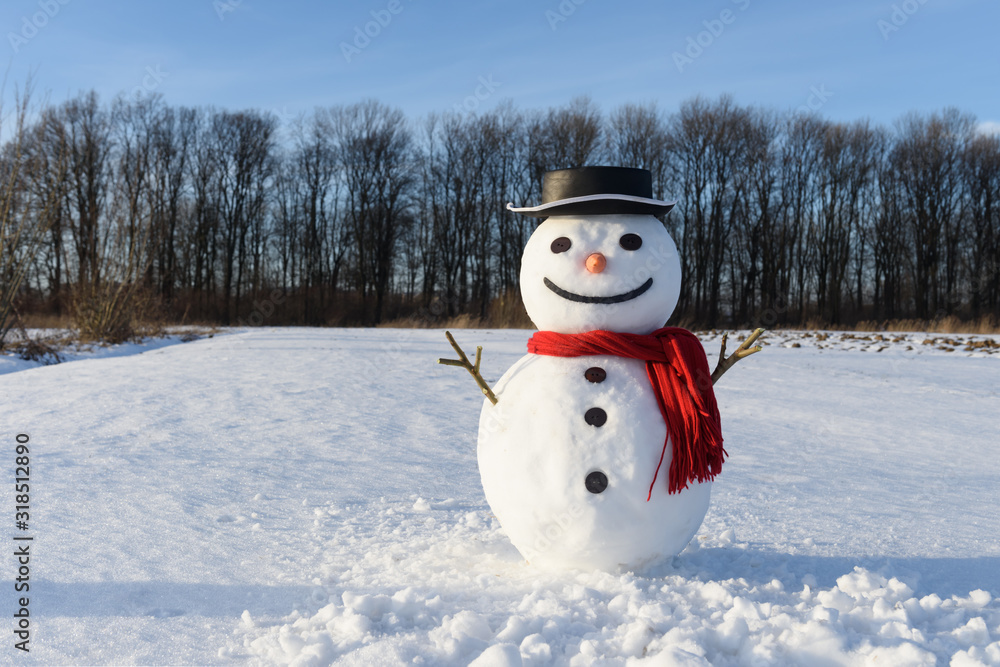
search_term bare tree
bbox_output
[668,95,750,326]
[331,100,414,324]
[961,132,1000,317]
[147,105,196,302]
[731,107,783,324]
[3,88,998,331]
[59,91,112,291]
[890,109,974,318]
[811,120,879,322]
[0,82,65,348]
[779,114,823,320]
[211,110,277,323]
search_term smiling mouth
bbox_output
[543,277,654,304]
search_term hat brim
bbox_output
[507,193,676,218]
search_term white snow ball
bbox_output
[698,581,733,608]
[621,620,657,658]
[519,633,552,662]
[919,593,944,613]
[960,590,993,610]
[633,645,712,666]
[413,497,431,512]
[949,648,990,667]
[810,605,839,625]
[342,592,393,620]
[873,597,907,622]
[519,214,682,334]
[887,577,915,600]
[312,604,338,624]
[879,620,917,640]
[478,353,711,571]
[290,635,336,667]
[430,611,494,660]
[836,567,888,598]
[776,620,847,664]
[608,593,632,616]
[950,643,1000,666]
[469,643,523,667]
[715,616,750,653]
[390,587,430,621]
[816,588,856,615]
[277,630,307,656]
[952,617,991,648]
[858,640,936,666]
[326,611,372,646]
[727,596,763,623]
[495,616,534,644]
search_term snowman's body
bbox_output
[478,212,715,571]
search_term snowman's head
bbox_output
[519,214,681,334]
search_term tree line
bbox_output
[2,90,998,340]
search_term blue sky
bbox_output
[3,0,998,133]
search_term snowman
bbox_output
[440,166,761,571]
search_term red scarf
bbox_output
[527,327,725,498]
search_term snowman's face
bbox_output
[520,214,682,334]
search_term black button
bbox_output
[584,367,606,383]
[619,233,643,251]
[584,408,607,427]
[550,237,572,253]
[586,471,608,494]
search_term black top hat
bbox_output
[507,166,676,218]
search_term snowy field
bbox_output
[2,327,999,666]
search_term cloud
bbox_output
[977,121,1000,136]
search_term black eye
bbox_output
[619,234,642,251]
[550,237,572,253]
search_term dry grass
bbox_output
[377,312,512,330]
[752,315,1000,335]
[378,291,535,330]
[16,311,75,330]
[848,315,999,334]
[381,311,1000,334]
[73,283,165,344]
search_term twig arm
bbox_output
[438,331,499,405]
[711,328,764,385]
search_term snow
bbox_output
[2,327,999,665]
[478,353,713,571]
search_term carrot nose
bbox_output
[586,253,607,273]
